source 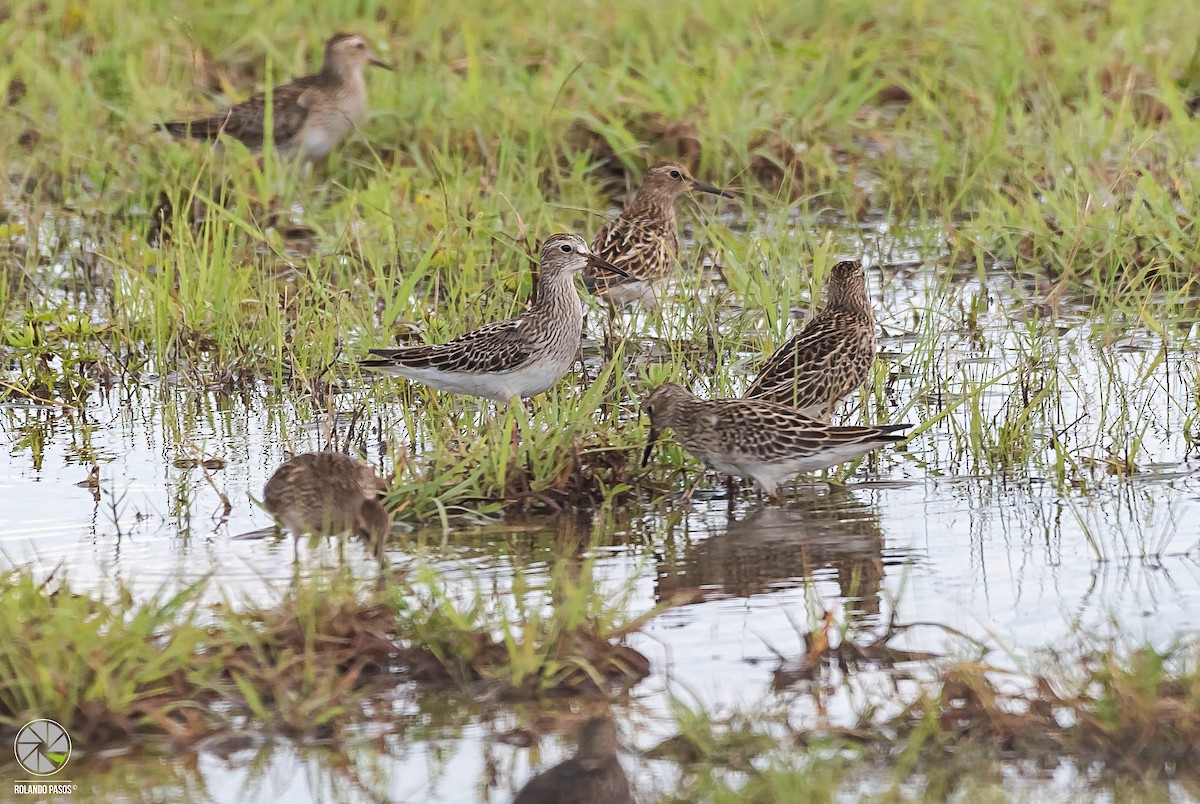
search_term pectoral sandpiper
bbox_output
[159,32,392,164]
[262,451,391,542]
[586,162,733,310]
[361,234,627,404]
[744,259,877,420]
[641,382,908,499]
[513,717,633,804]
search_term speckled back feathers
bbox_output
[745,260,878,418]
[645,383,904,465]
[262,451,390,541]
[643,383,907,495]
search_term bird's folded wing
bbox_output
[710,400,864,463]
[745,311,852,394]
[163,79,316,147]
[364,319,534,374]
[235,81,315,147]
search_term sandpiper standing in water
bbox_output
[512,716,634,804]
[641,382,908,500]
[262,451,391,543]
[744,259,878,421]
[159,32,392,165]
[361,234,627,406]
[586,162,733,311]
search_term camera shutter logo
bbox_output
[13,720,72,776]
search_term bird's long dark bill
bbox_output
[585,252,630,278]
[369,57,395,71]
[641,427,661,468]
[691,179,735,199]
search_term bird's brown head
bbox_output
[353,461,389,498]
[640,382,693,466]
[574,717,620,761]
[323,32,393,76]
[824,260,870,313]
[539,233,628,282]
[355,498,392,544]
[636,162,734,203]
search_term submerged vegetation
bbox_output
[4,0,1200,800]
[0,561,652,745]
[4,565,1200,799]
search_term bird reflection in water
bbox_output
[655,489,912,621]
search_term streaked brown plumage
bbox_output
[641,382,908,499]
[159,32,392,163]
[262,452,390,542]
[360,234,628,404]
[586,162,732,309]
[744,260,877,420]
[512,717,633,804]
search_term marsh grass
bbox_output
[7,2,1200,800]
[648,633,1200,800]
[0,561,656,748]
[2,566,1199,795]
[887,637,1200,787]
[394,557,653,696]
[5,0,1200,513]
[0,568,217,744]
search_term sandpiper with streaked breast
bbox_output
[159,32,392,165]
[641,382,908,500]
[586,162,733,310]
[361,234,628,406]
[744,259,878,421]
[262,451,391,543]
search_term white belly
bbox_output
[388,352,576,404]
[300,115,355,160]
[701,441,888,494]
[299,84,366,160]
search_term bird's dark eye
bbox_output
[356,42,366,49]
[669,170,682,180]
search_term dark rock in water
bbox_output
[513,717,634,804]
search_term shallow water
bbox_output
[3,250,1200,801]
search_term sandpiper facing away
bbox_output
[159,32,392,164]
[586,162,732,310]
[512,717,634,804]
[361,234,627,405]
[745,259,878,420]
[262,451,390,542]
[641,382,908,500]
